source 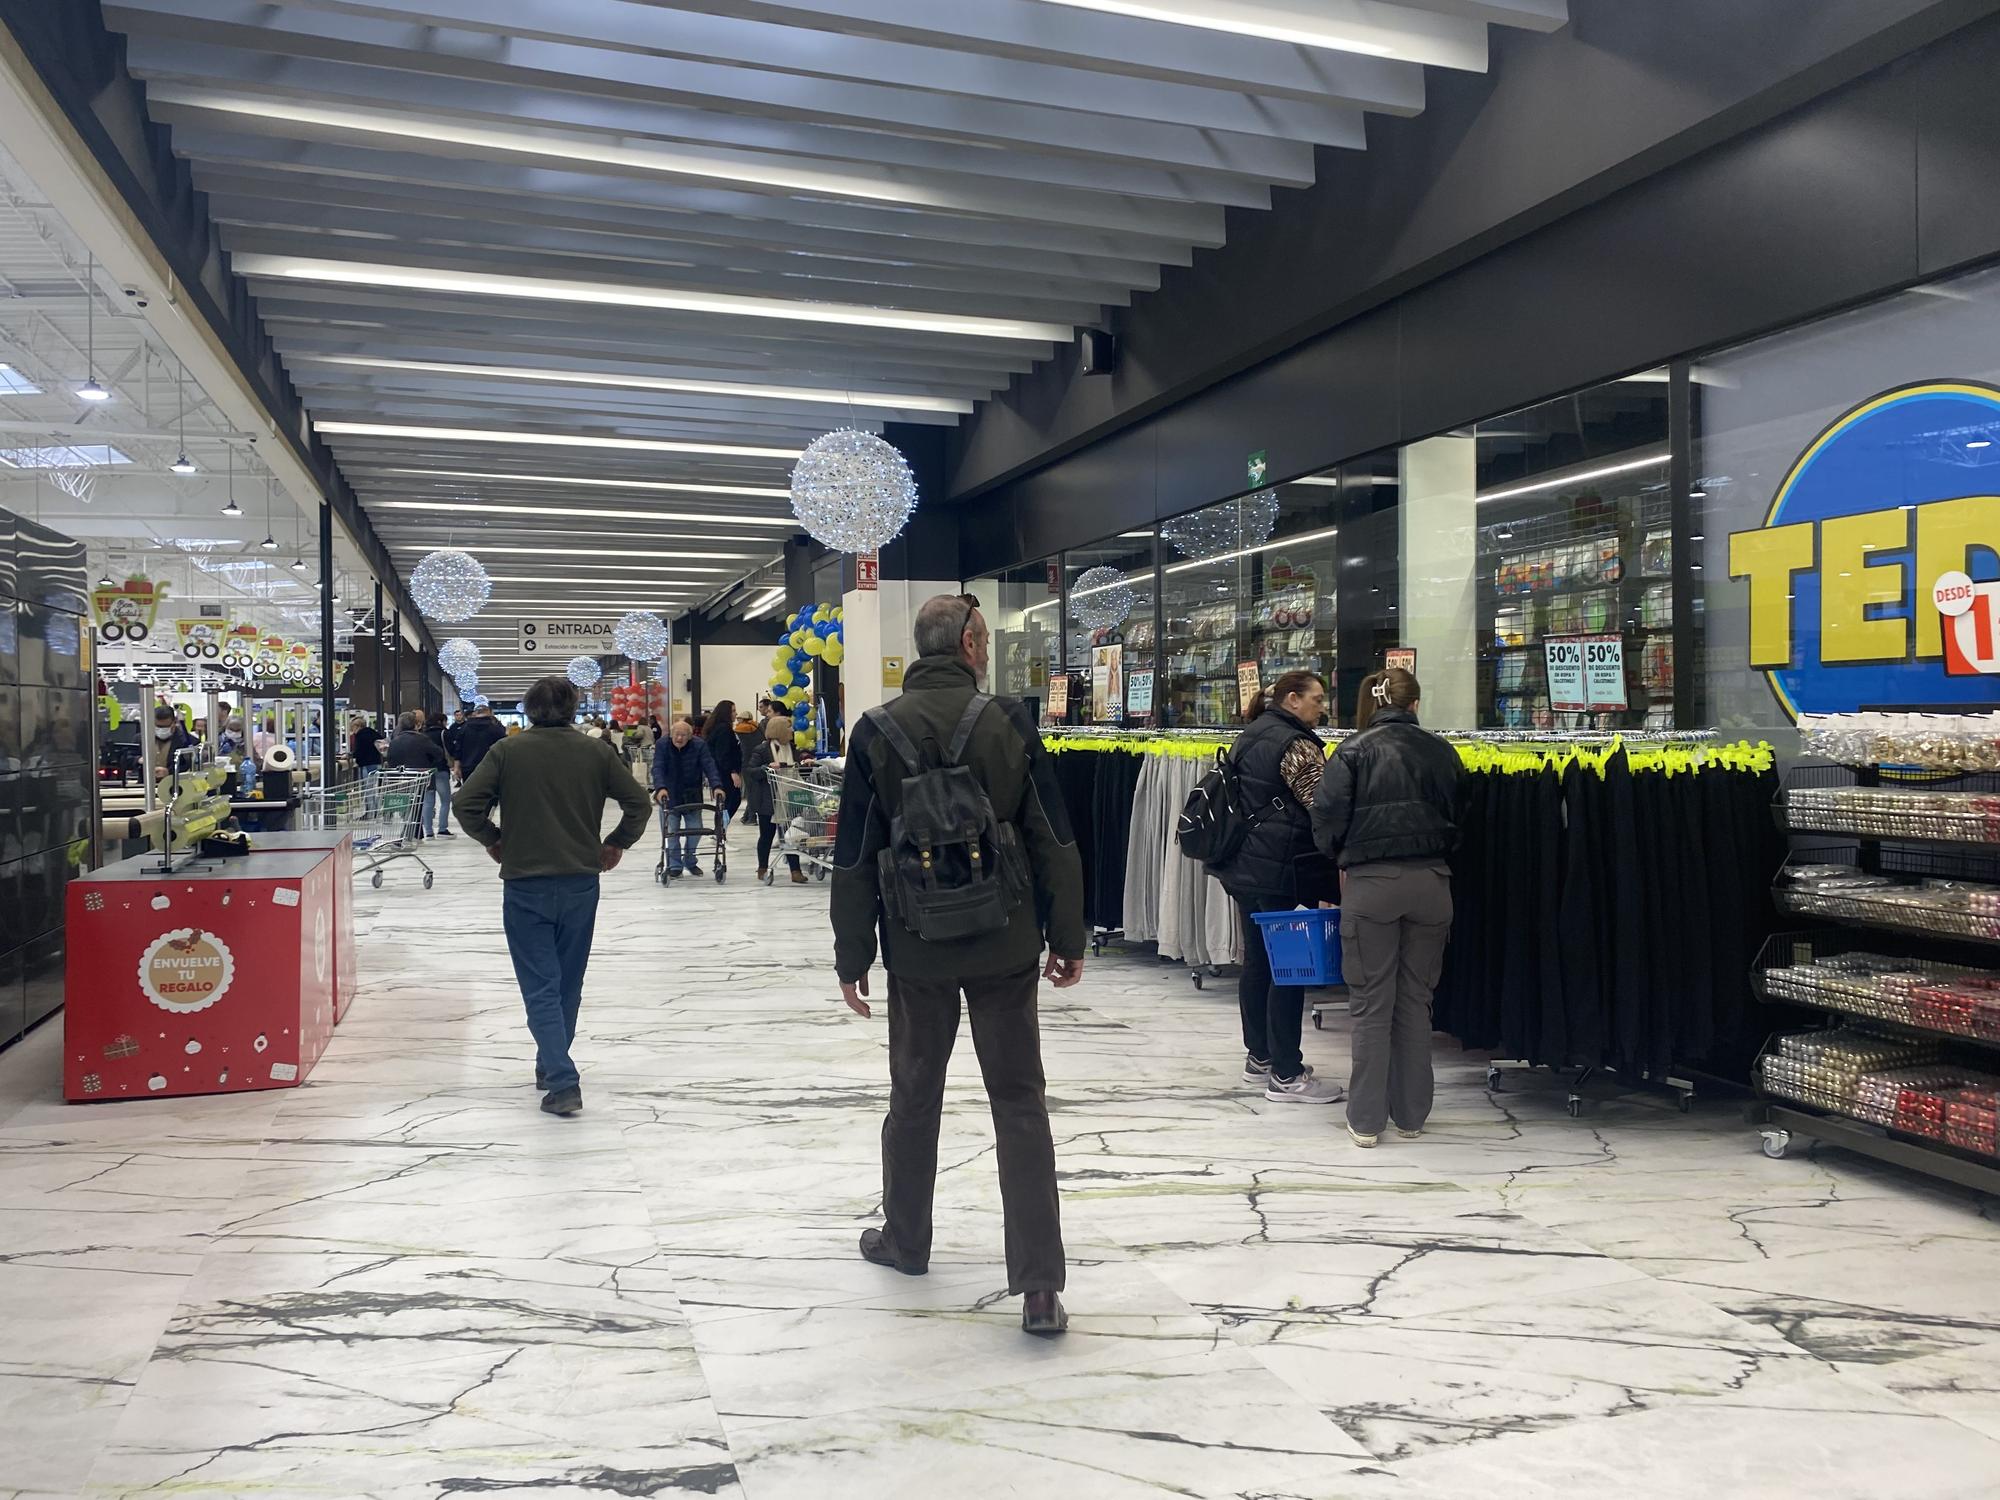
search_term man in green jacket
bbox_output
[454,675,652,1117]
[832,593,1086,1336]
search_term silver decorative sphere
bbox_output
[1071,565,1136,632]
[1161,489,1281,563]
[566,656,602,688]
[410,549,490,623]
[613,610,669,662]
[438,637,481,678]
[455,672,478,698]
[788,429,918,553]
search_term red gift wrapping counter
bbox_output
[238,831,357,1023]
[63,849,338,1102]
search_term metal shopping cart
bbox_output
[654,796,730,886]
[766,763,840,885]
[305,768,435,889]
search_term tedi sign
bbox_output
[1728,381,2000,720]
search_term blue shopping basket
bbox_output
[1251,908,1343,986]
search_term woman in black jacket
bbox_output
[703,700,745,830]
[1312,667,1463,1148]
[743,715,806,883]
[1216,670,1345,1106]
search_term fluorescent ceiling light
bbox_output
[299,355,972,414]
[0,364,42,395]
[376,466,790,499]
[316,420,800,460]
[375,498,795,526]
[487,574,728,585]
[1292,476,1341,487]
[389,543,754,562]
[383,528,774,549]
[238,256,1069,343]
[1031,0,1395,56]
[0,444,132,469]
[1165,523,1341,575]
[1476,449,1670,503]
[743,588,787,621]
[155,89,971,212]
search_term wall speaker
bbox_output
[1080,329,1117,376]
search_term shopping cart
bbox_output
[766,764,840,885]
[305,768,435,889]
[654,797,730,886]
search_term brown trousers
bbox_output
[879,965,1066,1295]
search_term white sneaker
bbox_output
[1265,1073,1345,1105]
[1347,1123,1380,1148]
[1241,1057,1315,1085]
[1395,1126,1424,1140]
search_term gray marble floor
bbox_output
[4,828,1999,1498]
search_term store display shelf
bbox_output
[1775,888,2000,946]
[1757,1101,2000,1194]
[1777,786,2000,848]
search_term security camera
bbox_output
[122,286,149,308]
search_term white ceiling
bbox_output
[82,0,1568,693]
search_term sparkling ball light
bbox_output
[438,637,481,678]
[409,549,491,623]
[613,611,669,662]
[566,656,602,689]
[1161,489,1280,562]
[788,429,918,553]
[1070,565,1136,632]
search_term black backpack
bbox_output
[865,694,1030,943]
[1176,745,1256,869]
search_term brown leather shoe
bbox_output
[858,1228,926,1276]
[1021,1290,1068,1336]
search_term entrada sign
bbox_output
[1728,381,2000,719]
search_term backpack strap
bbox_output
[945,693,994,767]
[864,705,927,776]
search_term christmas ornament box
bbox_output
[62,849,339,1102]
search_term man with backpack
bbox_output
[830,593,1086,1337]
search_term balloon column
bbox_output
[610,675,666,725]
[769,603,845,751]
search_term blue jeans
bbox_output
[660,806,704,870]
[357,764,380,814]
[501,873,601,1095]
[423,767,452,833]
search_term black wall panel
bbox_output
[960,20,1993,580]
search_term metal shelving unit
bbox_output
[1756,761,2000,1194]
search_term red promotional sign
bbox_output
[1937,570,2000,676]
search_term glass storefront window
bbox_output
[964,561,1061,721]
[1062,536,1156,724]
[1468,374,1672,730]
[1697,261,2000,749]
[1158,485,1346,727]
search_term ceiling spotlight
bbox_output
[170,452,198,475]
[76,378,110,403]
[260,533,279,551]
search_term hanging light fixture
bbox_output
[788,429,917,553]
[409,548,491,622]
[76,255,109,402]
[612,610,669,662]
[259,474,278,550]
[220,448,242,516]
[96,569,115,588]
[168,360,198,473]
[566,655,602,688]
[438,637,481,678]
[1070,565,1136,631]
[1161,490,1280,562]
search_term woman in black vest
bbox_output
[1216,670,1346,1105]
[1312,667,1463,1148]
